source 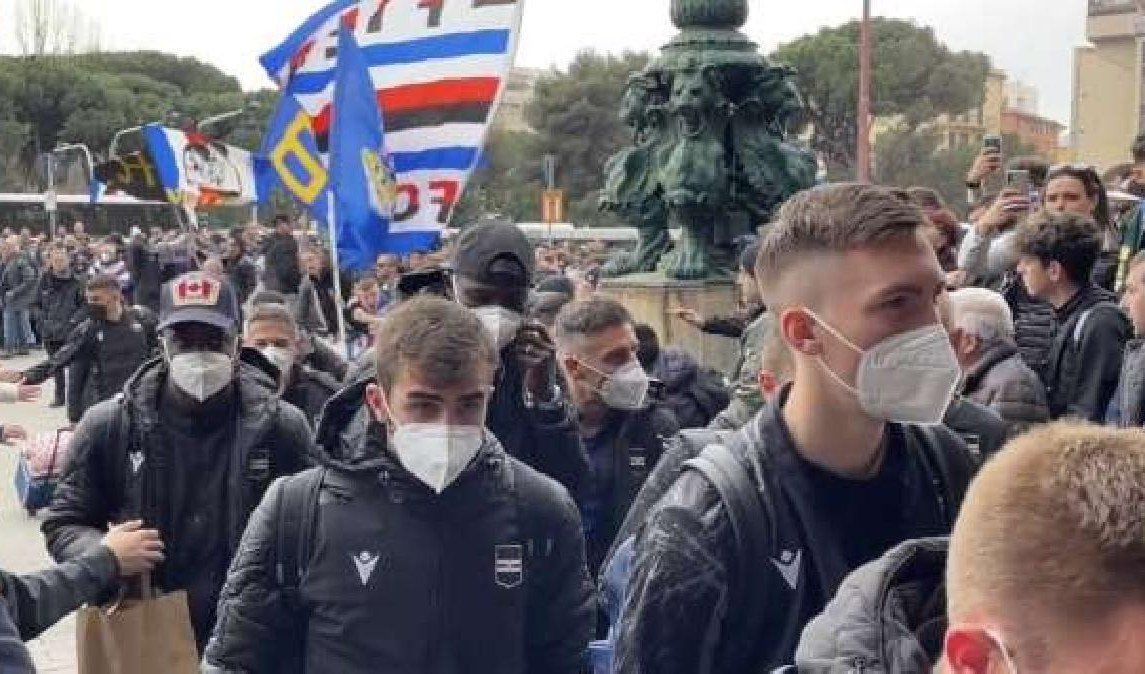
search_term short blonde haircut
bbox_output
[947,423,1145,635]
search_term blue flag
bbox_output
[256,91,331,227]
[331,23,437,269]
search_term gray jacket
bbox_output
[960,343,1050,432]
[785,538,948,674]
[0,254,38,311]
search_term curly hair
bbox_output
[1013,210,1101,284]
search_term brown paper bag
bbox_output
[76,575,199,674]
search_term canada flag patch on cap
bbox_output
[173,276,221,307]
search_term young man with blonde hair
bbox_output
[944,422,1145,673]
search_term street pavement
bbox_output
[0,351,78,673]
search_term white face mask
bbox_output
[809,311,961,425]
[472,305,524,350]
[260,346,295,380]
[167,352,234,403]
[595,359,650,411]
[389,423,485,494]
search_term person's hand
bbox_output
[966,149,1002,185]
[102,520,165,578]
[15,384,39,402]
[0,370,22,384]
[515,321,557,399]
[2,425,27,442]
[673,307,703,327]
[945,270,969,290]
[974,188,1027,236]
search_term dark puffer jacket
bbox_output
[34,270,85,344]
[1000,275,1055,381]
[0,253,37,310]
[41,358,314,650]
[960,343,1050,431]
[0,547,119,642]
[785,538,948,674]
[204,381,595,674]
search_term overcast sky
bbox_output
[0,0,1088,125]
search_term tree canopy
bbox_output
[772,18,990,176]
[0,51,273,192]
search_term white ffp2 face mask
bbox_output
[598,360,651,411]
[260,346,295,380]
[472,305,524,350]
[390,423,485,494]
[167,352,234,403]
[810,312,961,425]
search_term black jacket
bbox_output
[23,307,158,424]
[1000,275,1056,380]
[34,270,85,344]
[0,597,33,674]
[203,381,595,674]
[942,398,1011,461]
[0,547,119,642]
[262,233,302,294]
[582,405,678,575]
[487,341,590,498]
[126,238,162,313]
[1044,284,1130,422]
[614,391,976,674]
[224,256,258,307]
[282,364,340,428]
[788,538,948,673]
[41,359,314,649]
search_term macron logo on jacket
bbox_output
[771,549,802,590]
[351,551,380,586]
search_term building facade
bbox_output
[1072,0,1145,169]
[1002,109,1067,158]
[932,69,1008,151]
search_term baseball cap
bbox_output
[158,272,240,334]
[452,221,534,287]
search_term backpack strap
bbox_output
[912,424,978,527]
[1072,301,1119,347]
[681,432,777,673]
[275,468,326,605]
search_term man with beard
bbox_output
[41,272,313,652]
[17,274,157,424]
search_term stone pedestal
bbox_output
[600,273,739,375]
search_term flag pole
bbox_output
[326,197,350,357]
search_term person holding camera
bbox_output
[451,221,590,497]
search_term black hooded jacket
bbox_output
[614,391,976,673]
[1044,283,1130,422]
[204,381,595,674]
[41,358,314,650]
[34,269,85,344]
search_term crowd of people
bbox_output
[0,135,1144,674]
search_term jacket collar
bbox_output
[961,342,1019,394]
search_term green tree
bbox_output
[875,130,1039,213]
[526,50,650,226]
[772,18,990,176]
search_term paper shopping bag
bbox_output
[76,576,198,674]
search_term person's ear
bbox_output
[758,370,779,401]
[943,627,995,674]
[781,307,821,357]
[364,383,389,424]
[1047,260,1065,285]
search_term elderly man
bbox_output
[946,287,1050,430]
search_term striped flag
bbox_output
[260,0,524,243]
